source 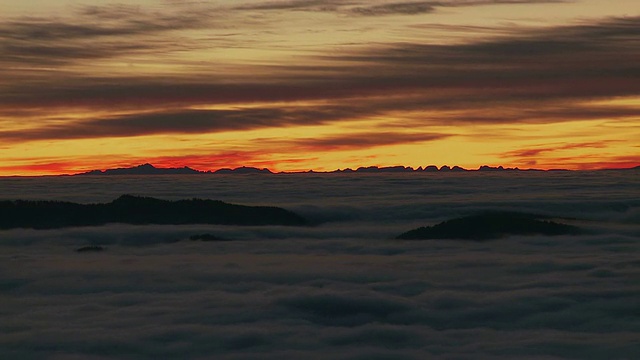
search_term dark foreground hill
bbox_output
[396,212,581,240]
[0,195,306,229]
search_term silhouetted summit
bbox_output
[355,166,414,173]
[396,212,581,240]
[80,163,201,175]
[478,165,507,171]
[214,166,273,174]
[0,195,306,229]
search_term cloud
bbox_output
[0,106,363,142]
[334,16,640,88]
[0,0,582,73]
[3,5,203,41]
[235,0,568,16]
[276,132,450,151]
[0,6,638,165]
[3,15,638,107]
[578,156,640,170]
[359,15,636,63]
[1,173,638,357]
[234,0,347,11]
[277,292,413,326]
[350,2,437,16]
[0,3,231,67]
[1,225,638,358]
[502,141,613,159]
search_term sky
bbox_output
[0,0,639,175]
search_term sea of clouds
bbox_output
[1,172,638,359]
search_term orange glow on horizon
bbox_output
[1,155,638,177]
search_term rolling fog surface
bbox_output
[1,172,638,359]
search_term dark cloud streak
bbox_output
[234,0,347,11]
[350,2,436,16]
[0,4,221,67]
[274,132,451,151]
[502,141,614,159]
[0,107,364,142]
[234,0,568,16]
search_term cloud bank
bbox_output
[1,171,639,358]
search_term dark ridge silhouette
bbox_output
[63,163,640,177]
[0,195,306,230]
[354,166,414,173]
[75,245,105,253]
[214,166,273,174]
[79,163,202,175]
[396,212,581,240]
[478,165,506,171]
[189,234,230,242]
[329,168,355,173]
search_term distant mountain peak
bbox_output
[78,164,201,176]
[214,166,273,174]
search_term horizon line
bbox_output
[3,162,639,178]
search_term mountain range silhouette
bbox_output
[74,163,639,176]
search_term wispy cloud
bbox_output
[0,106,362,142]
[349,2,437,16]
[234,0,569,16]
[503,141,613,159]
[234,0,347,11]
[264,132,451,152]
[0,4,225,67]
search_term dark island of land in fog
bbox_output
[0,194,306,229]
[396,212,582,240]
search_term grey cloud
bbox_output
[1,42,163,66]
[235,0,567,16]
[350,2,436,16]
[323,16,640,107]
[0,4,220,67]
[1,228,638,358]
[286,132,450,151]
[0,106,360,142]
[2,4,211,41]
[339,16,640,73]
[235,0,347,11]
